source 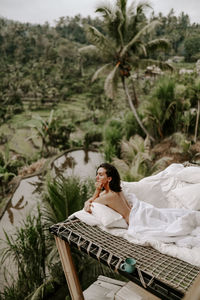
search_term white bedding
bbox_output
[70,163,200,267]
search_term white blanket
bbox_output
[71,163,200,267]
[128,194,200,246]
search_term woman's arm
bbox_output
[84,182,103,213]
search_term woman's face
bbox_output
[96,167,111,187]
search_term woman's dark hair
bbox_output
[97,163,122,192]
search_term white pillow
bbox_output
[71,209,101,226]
[171,183,200,210]
[176,167,200,184]
[91,203,128,228]
[122,180,166,208]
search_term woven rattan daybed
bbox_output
[50,217,200,300]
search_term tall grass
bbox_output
[0,207,46,299]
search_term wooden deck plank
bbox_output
[84,276,161,300]
[116,281,161,300]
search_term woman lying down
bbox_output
[83,163,200,247]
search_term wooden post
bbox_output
[183,274,200,300]
[55,236,84,300]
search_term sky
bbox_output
[0,0,199,26]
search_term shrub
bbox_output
[103,119,124,162]
[84,129,103,149]
[1,207,46,299]
[123,112,143,140]
[42,175,94,223]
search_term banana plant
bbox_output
[29,110,54,156]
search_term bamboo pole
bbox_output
[55,236,84,300]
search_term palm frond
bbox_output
[95,6,112,18]
[91,63,113,82]
[127,1,151,20]
[116,0,127,27]
[136,1,152,13]
[146,38,170,52]
[136,42,147,56]
[128,156,146,181]
[86,26,115,55]
[161,101,177,125]
[127,135,145,154]
[120,140,136,161]
[112,157,129,173]
[46,246,60,266]
[151,157,173,174]
[30,279,55,300]
[116,9,125,47]
[104,64,120,99]
[48,109,54,125]
[78,45,99,55]
[121,20,161,57]
[116,0,127,14]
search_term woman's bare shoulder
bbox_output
[94,191,118,205]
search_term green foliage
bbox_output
[42,175,94,224]
[31,110,75,155]
[112,135,171,181]
[171,132,191,153]
[0,95,24,125]
[55,15,104,44]
[0,17,87,119]
[0,176,101,300]
[0,133,8,145]
[123,111,144,140]
[112,135,151,181]
[86,80,109,111]
[45,120,75,151]
[0,207,46,299]
[190,78,200,142]
[0,145,25,196]
[42,174,115,295]
[81,0,172,141]
[1,10,200,300]
[184,35,200,62]
[145,76,188,138]
[84,129,103,149]
[155,77,175,102]
[104,119,124,162]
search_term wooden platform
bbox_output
[83,276,161,300]
[50,218,200,300]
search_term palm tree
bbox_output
[80,0,171,142]
[193,79,200,143]
[112,134,172,181]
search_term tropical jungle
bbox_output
[0,0,200,299]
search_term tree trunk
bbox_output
[122,78,155,142]
[131,78,139,107]
[194,99,200,143]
